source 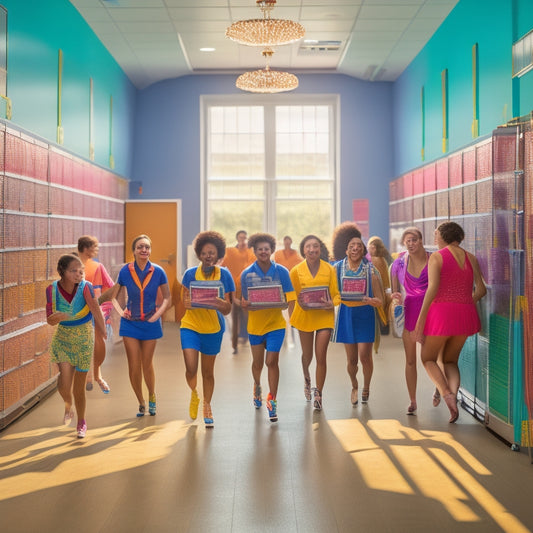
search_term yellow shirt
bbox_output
[289,260,340,332]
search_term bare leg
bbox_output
[57,362,75,414]
[140,339,157,398]
[251,343,265,387]
[358,342,374,391]
[344,343,359,390]
[201,354,217,404]
[314,329,331,392]
[265,351,280,397]
[420,336,451,396]
[402,330,418,403]
[73,370,87,422]
[93,332,107,383]
[183,348,199,392]
[442,335,468,395]
[299,330,314,383]
[123,336,145,405]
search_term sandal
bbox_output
[432,388,441,407]
[63,409,74,426]
[407,401,417,415]
[361,388,370,404]
[96,379,110,394]
[351,388,359,406]
[444,393,459,423]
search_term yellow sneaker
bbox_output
[189,389,200,420]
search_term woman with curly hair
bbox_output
[289,235,340,410]
[415,222,486,423]
[332,222,385,406]
[241,233,296,423]
[180,231,235,427]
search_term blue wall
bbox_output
[3,0,136,177]
[132,74,393,260]
[393,0,533,176]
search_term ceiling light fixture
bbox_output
[236,48,298,94]
[226,0,305,47]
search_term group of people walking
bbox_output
[46,220,486,439]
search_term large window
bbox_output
[203,96,338,248]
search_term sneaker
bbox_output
[313,388,322,411]
[136,404,146,417]
[304,377,312,402]
[76,420,87,438]
[189,389,200,420]
[253,383,262,409]
[266,393,278,422]
[203,401,214,428]
[63,410,74,426]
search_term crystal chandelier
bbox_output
[226,0,305,47]
[236,48,298,94]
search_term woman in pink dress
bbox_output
[415,222,486,423]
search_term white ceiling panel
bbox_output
[69,0,459,89]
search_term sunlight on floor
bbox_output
[328,418,530,533]
[0,420,189,501]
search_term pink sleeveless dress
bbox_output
[424,247,481,336]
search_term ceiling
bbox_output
[69,0,459,90]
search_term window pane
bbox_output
[276,180,333,199]
[208,180,265,200]
[208,200,264,242]
[276,200,333,250]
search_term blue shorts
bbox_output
[180,328,223,355]
[334,304,375,344]
[249,329,285,352]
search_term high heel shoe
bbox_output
[444,393,459,423]
[361,388,370,404]
[432,389,441,407]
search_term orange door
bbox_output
[124,200,183,320]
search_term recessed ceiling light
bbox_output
[200,47,216,52]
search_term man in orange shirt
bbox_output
[273,235,303,271]
[221,230,256,353]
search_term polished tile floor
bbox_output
[1,322,532,533]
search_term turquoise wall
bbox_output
[2,0,136,177]
[393,0,533,176]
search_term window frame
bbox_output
[200,93,340,239]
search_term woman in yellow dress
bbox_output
[289,235,340,410]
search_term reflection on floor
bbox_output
[1,322,532,533]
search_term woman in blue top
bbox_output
[180,231,234,428]
[104,235,171,417]
[332,222,384,406]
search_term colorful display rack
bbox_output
[0,121,128,429]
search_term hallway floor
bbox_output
[1,322,532,533]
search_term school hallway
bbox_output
[1,322,532,533]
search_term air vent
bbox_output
[298,40,342,54]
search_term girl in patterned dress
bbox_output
[46,254,106,438]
